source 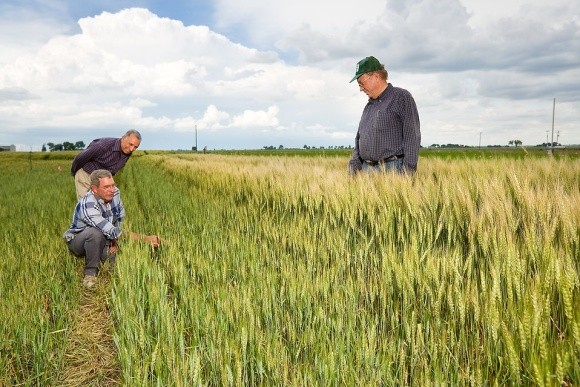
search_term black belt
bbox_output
[362,154,404,166]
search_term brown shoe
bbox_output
[82,275,97,288]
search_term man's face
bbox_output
[91,176,116,203]
[120,134,141,155]
[357,72,380,99]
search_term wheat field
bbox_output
[1,151,578,385]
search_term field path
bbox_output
[58,272,121,386]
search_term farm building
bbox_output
[0,145,16,152]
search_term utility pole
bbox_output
[550,97,555,155]
[194,124,198,151]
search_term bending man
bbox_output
[71,129,141,200]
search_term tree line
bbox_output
[42,141,85,151]
[430,140,563,149]
[262,145,354,150]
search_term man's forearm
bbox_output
[127,231,160,247]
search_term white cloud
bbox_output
[0,8,297,147]
[230,106,279,128]
[199,104,230,130]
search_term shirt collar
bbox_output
[369,83,391,102]
[87,190,110,207]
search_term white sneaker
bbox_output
[82,275,97,288]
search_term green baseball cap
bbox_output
[350,56,383,82]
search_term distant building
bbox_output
[0,145,16,152]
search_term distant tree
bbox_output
[74,141,86,150]
[46,142,55,151]
[508,140,514,146]
[278,145,284,149]
[41,144,47,152]
[514,140,522,146]
[53,144,63,151]
[62,141,75,150]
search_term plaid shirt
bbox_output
[71,137,131,176]
[63,188,125,242]
[349,84,421,174]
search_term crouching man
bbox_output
[63,169,159,288]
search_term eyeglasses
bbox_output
[357,73,373,87]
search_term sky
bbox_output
[0,0,578,151]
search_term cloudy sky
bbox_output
[0,0,578,151]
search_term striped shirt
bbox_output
[349,84,421,174]
[70,137,131,176]
[63,188,125,242]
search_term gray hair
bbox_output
[371,68,389,81]
[90,169,113,187]
[123,129,142,141]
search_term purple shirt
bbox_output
[349,84,421,174]
[71,137,131,176]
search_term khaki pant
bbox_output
[74,169,91,200]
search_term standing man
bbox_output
[71,129,141,200]
[63,169,159,288]
[348,56,421,175]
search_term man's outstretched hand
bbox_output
[128,232,164,248]
[144,234,161,248]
